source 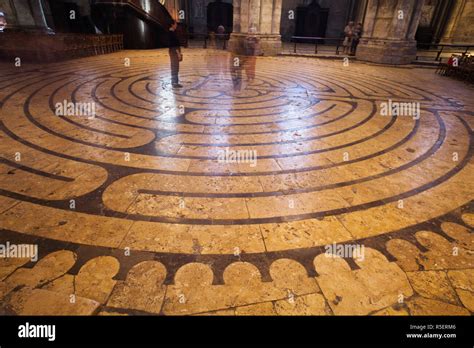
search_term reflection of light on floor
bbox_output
[152,79,178,118]
[199,75,235,92]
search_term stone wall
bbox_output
[0,0,18,26]
[229,0,283,56]
[318,0,354,38]
[187,0,233,34]
[419,0,438,27]
[280,0,308,40]
[184,0,358,40]
[356,0,424,65]
[279,0,355,40]
[0,0,51,32]
[0,0,35,27]
[441,0,474,44]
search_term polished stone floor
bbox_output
[0,49,473,315]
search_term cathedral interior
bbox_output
[0,0,473,318]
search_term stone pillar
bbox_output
[354,0,369,24]
[271,0,282,34]
[0,0,53,33]
[229,0,283,56]
[249,0,261,31]
[356,0,424,65]
[441,0,474,44]
[431,0,455,43]
[233,0,241,32]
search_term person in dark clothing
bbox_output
[230,52,243,91]
[168,22,183,88]
[351,22,363,55]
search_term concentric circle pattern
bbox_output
[0,50,473,315]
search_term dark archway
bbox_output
[46,0,95,33]
[207,0,233,33]
[295,0,329,39]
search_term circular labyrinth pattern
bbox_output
[0,50,473,315]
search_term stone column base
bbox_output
[356,38,417,65]
[229,33,282,56]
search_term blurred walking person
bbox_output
[351,22,363,55]
[168,21,183,88]
[217,24,226,49]
[244,26,259,82]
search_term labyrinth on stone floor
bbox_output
[0,51,473,315]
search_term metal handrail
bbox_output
[290,36,344,55]
[187,32,229,49]
[416,43,474,61]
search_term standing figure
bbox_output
[244,26,259,82]
[350,22,363,55]
[216,24,226,49]
[343,21,354,55]
[208,31,217,49]
[168,21,183,88]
